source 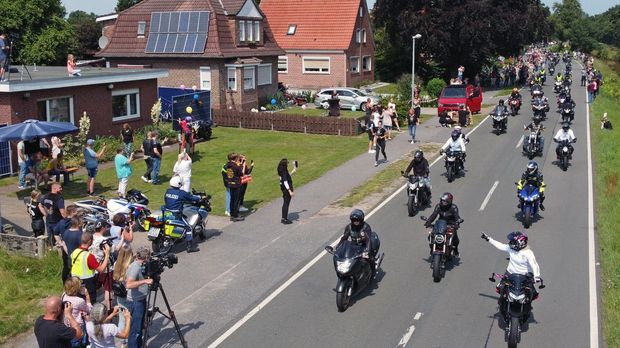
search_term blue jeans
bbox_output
[588,92,594,103]
[18,161,28,187]
[126,298,146,348]
[408,124,417,141]
[151,157,161,183]
[225,187,231,213]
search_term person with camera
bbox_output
[34,295,84,347]
[61,276,91,347]
[238,154,253,212]
[225,154,245,222]
[85,303,131,348]
[71,232,111,304]
[110,213,134,254]
[164,176,202,253]
[90,219,115,308]
[124,246,153,348]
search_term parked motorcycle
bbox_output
[489,273,545,348]
[555,139,576,171]
[561,107,574,124]
[508,98,521,116]
[189,119,213,141]
[75,189,150,229]
[401,172,430,217]
[325,234,384,312]
[146,190,212,254]
[491,108,508,135]
[421,216,463,282]
[516,183,540,228]
[442,149,463,183]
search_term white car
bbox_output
[314,87,380,111]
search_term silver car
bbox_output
[314,87,380,112]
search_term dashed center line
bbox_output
[396,312,423,348]
[479,181,500,211]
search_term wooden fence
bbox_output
[212,109,362,136]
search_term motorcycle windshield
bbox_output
[432,219,448,235]
[519,184,539,199]
[334,240,364,260]
[506,273,529,295]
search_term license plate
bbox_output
[148,227,160,238]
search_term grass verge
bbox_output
[0,250,63,343]
[493,87,515,97]
[590,58,620,347]
[6,128,366,216]
[374,83,398,95]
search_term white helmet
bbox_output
[169,176,182,188]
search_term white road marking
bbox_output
[207,115,491,348]
[396,312,423,348]
[586,87,600,348]
[516,136,524,149]
[479,181,499,211]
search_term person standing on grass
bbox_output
[17,140,29,189]
[39,182,66,247]
[150,132,165,185]
[34,296,83,347]
[407,107,420,144]
[221,153,236,216]
[373,119,388,167]
[173,151,192,193]
[115,147,134,198]
[121,123,134,156]
[84,139,106,196]
[226,154,245,222]
[278,158,295,224]
[141,131,153,183]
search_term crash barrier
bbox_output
[0,225,47,258]
[212,109,363,136]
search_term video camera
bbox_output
[99,236,117,250]
[143,251,178,280]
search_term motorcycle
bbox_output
[561,107,574,124]
[489,273,545,348]
[401,172,430,217]
[509,98,521,116]
[553,80,562,93]
[530,85,543,97]
[523,128,544,159]
[549,66,555,75]
[555,139,575,171]
[421,216,463,282]
[531,103,546,120]
[557,94,567,108]
[146,190,212,254]
[189,119,213,141]
[442,149,463,183]
[492,108,508,135]
[325,235,384,312]
[75,189,151,229]
[516,183,540,228]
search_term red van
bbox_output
[437,84,483,115]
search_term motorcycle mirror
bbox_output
[324,246,334,254]
[420,216,428,221]
[539,284,546,289]
[458,218,464,224]
[488,273,496,282]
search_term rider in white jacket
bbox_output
[482,231,541,280]
[554,122,577,158]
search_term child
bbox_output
[27,190,45,237]
[66,54,81,76]
[601,113,613,130]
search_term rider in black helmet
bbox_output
[425,192,462,256]
[335,209,376,266]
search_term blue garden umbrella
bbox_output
[0,119,78,142]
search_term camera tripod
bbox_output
[142,278,188,348]
[6,38,31,82]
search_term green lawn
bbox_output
[493,87,515,97]
[8,128,367,216]
[374,83,398,95]
[0,250,63,343]
[590,59,620,347]
[279,106,365,119]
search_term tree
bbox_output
[0,0,77,65]
[116,0,142,12]
[588,5,620,47]
[550,0,597,52]
[67,11,102,59]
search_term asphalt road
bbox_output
[211,64,596,348]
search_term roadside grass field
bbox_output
[590,59,620,346]
[6,128,367,216]
[0,250,62,343]
[278,106,365,119]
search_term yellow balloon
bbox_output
[186,106,193,114]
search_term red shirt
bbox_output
[78,246,100,270]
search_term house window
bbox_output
[112,89,140,121]
[363,56,372,71]
[359,6,363,17]
[227,67,237,90]
[254,21,261,42]
[303,57,330,74]
[200,66,211,91]
[350,57,360,73]
[137,21,146,37]
[37,97,74,123]
[278,56,288,73]
[239,20,245,42]
[258,64,272,85]
[356,29,361,43]
[287,25,296,35]
[246,21,253,41]
[362,29,366,43]
[244,66,255,90]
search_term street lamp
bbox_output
[411,34,422,107]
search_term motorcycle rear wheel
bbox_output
[432,254,442,282]
[152,237,173,255]
[336,290,351,312]
[507,316,520,348]
[407,196,416,217]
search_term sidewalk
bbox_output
[3,114,483,347]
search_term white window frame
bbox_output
[137,21,146,37]
[239,20,246,42]
[227,67,237,90]
[200,66,211,91]
[350,56,360,73]
[278,56,288,73]
[257,64,272,86]
[246,21,253,42]
[111,89,140,121]
[40,96,75,123]
[359,6,363,17]
[287,25,296,35]
[243,66,255,90]
[303,57,330,74]
[362,56,372,71]
[254,21,261,42]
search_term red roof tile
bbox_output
[260,0,362,50]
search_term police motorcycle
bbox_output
[146,189,212,254]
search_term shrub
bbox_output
[425,78,447,99]
[396,73,412,101]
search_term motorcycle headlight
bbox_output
[563,146,569,152]
[509,292,527,303]
[336,259,353,273]
[434,234,445,244]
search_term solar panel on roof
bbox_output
[145,11,209,53]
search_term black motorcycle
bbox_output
[489,273,545,348]
[401,172,430,217]
[421,217,463,282]
[553,80,563,93]
[531,102,546,120]
[561,107,574,124]
[190,119,213,141]
[555,138,576,171]
[443,149,463,183]
[491,108,508,135]
[325,236,384,312]
[523,128,544,159]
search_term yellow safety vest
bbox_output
[70,248,95,279]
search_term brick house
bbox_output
[0,66,166,174]
[97,0,284,111]
[260,0,375,90]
